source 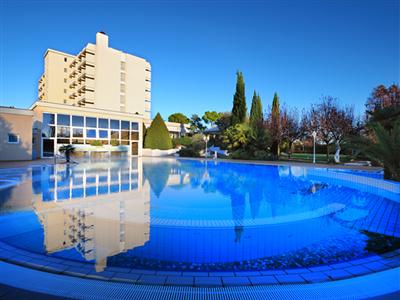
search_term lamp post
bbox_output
[203,134,209,159]
[312,131,317,164]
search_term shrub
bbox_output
[144,113,173,150]
[110,139,120,146]
[90,140,103,147]
[172,136,192,148]
[179,147,201,157]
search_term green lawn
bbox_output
[284,153,352,164]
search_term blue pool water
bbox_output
[0,158,399,272]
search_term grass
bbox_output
[283,153,352,164]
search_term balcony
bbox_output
[69,70,78,78]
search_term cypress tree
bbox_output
[231,71,247,125]
[270,93,281,155]
[144,113,173,150]
[250,91,263,130]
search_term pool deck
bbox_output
[0,260,399,299]
[1,240,400,288]
[0,157,383,172]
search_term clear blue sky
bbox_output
[0,0,398,119]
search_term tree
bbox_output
[329,106,355,163]
[221,123,250,151]
[144,113,173,150]
[366,84,400,129]
[231,71,247,125]
[281,107,301,158]
[202,111,222,127]
[349,120,400,181]
[249,91,263,131]
[215,112,232,131]
[168,113,190,124]
[269,93,281,156]
[189,114,206,133]
[303,96,355,163]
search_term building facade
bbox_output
[38,32,151,118]
[0,32,185,161]
[0,107,34,160]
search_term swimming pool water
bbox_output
[0,158,399,273]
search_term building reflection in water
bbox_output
[31,158,150,272]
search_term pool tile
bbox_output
[308,266,332,272]
[324,269,353,280]
[111,272,140,283]
[285,268,311,274]
[183,271,209,277]
[249,276,279,285]
[329,262,353,269]
[130,269,157,275]
[156,271,183,276]
[209,271,235,277]
[275,275,307,284]
[301,272,331,283]
[194,277,222,287]
[259,270,286,276]
[105,266,132,274]
[165,276,194,286]
[234,271,261,276]
[222,276,251,286]
[41,263,69,273]
[344,265,372,276]
[137,275,167,285]
[364,261,390,272]
[86,270,115,280]
[63,266,91,276]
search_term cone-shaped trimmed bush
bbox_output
[144,113,173,150]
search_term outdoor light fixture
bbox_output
[312,131,317,164]
[203,134,210,158]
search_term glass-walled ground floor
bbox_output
[39,112,141,158]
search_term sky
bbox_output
[0,0,399,119]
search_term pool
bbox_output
[0,158,399,286]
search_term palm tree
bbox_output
[349,121,400,181]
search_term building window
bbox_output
[64,57,67,62]
[72,128,84,138]
[121,121,129,130]
[86,117,97,128]
[130,132,139,141]
[42,125,55,138]
[86,129,96,138]
[110,130,119,139]
[7,133,19,144]
[98,118,109,129]
[131,122,139,131]
[99,130,108,139]
[72,115,84,127]
[64,78,67,83]
[121,61,126,70]
[110,120,120,130]
[64,68,67,72]
[43,113,55,125]
[57,114,70,126]
[57,126,70,138]
[121,131,129,140]
[64,89,67,93]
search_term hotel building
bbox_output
[1,32,185,161]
